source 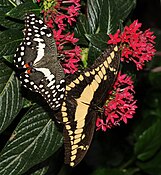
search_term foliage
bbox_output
[0,0,161,175]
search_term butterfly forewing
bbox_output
[13,13,65,110]
[59,45,120,166]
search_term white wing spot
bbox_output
[60,79,65,84]
[40,31,45,35]
[60,94,64,99]
[29,14,35,17]
[47,94,51,98]
[39,84,43,88]
[27,42,31,45]
[18,57,21,62]
[53,98,56,101]
[20,52,24,56]
[46,33,52,37]
[24,79,29,83]
[35,34,40,37]
[39,20,43,24]
[34,29,38,33]
[53,92,57,97]
[33,26,39,29]
[56,85,60,89]
[30,81,34,85]
[27,33,32,36]
[52,90,56,94]
[21,46,25,50]
[55,104,61,108]
[45,91,49,95]
[50,86,55,90]
[21,61,25,66]
[34,85,37,89]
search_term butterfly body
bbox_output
[14,13,65,110]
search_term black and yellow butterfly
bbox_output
[56,45,120,167]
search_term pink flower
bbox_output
[108,20,156,70]
[96,72,137,132]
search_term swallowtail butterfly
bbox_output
[56,45,120,166]
[13,13,65,110]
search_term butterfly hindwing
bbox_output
[13,13,65,110]
[59,45,120,166]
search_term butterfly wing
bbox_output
[59,45,120,166]
[13,13,65,110]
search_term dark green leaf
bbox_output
[0,61,23,133]
[117,0,136,21]
[137,149,161,175]
[99,0,119,34]
[134,120,161,161]
[149,72,161,90]
[0,105,63,175]
[85,33,109,50]
[74,15,90,46]
[31,166,49,175]
[6,1,40,20]
[91,168,126,175]
[0,0,13,6]
[0,7,24,29]
[87,0,103,34]
[0,29,23,57]
[87,0,136,35]
[88,45,102,65]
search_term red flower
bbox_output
[96,72,137,132]
[108,29,121,44]
[62,46,81,74]
[108,20,156,70]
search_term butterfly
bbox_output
[13,13,65,110]
[56,45,120,167]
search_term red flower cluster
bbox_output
[96,72,137,132]
[108,20,156,70]
[38,0,81,74]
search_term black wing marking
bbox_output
[59,45,120,166]
[13,13,65,110]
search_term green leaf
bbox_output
[134,120,161,161]
[74,15,90,46]
[6,1,40,20]
[0,105,63,175]
[99,0,119,34]
[85,33,109,50]
[0,0,13,6]
[31,166,49,175]
[87,0,136,35]
[87,0,103,34]
[0,60,23,133]
[0,29,23,57]
[137,149,161,175]
[91,168,126,175]
[0,7,24,29]
[117,0,136,21]
[88,45,102,65]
